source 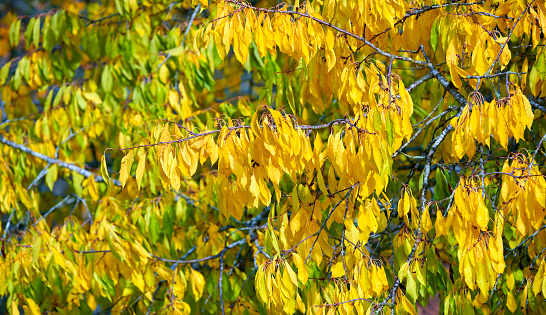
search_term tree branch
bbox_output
[0,135,121,186]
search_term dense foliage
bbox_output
[1,0,546,314]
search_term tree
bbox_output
[1,0,546,313]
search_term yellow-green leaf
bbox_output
[101,155,110,186]
[136,152,146,189]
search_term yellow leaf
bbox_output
[170,161,181,191]
[269,225,280,253]
[120,155,128,188]
[187,147,199,176]
[421,205,432,233]
[326,48,336,72]
[331,262,345,278]
[208,140,219,166]
[87,177,99,202]
[325,29,335,51]
[399,292,417,315]
[255,268,267,303]
[53,249,66,268]
[504,269,514,291]
[311,245,323,266]
[24,298,41,315]
[255,24,267,57]
[126,150,134,175]
[191,268,205,298]
[86,292,97,311]
[159,63,169,84]
[345,218,360,246]
[174,270,187,298]
[285,263,299,286]
[249,175,260,198]
[132,270,145,292]
[533,262,544,296]
[463,254,475,290]
[101,155,110,186]
[449,62,462,89]
[435,209,446,236]
[497,115,508,147]
[472,40,489,75]
[400,190,410,217]
[163,46,185,56]
[489,232,504,268]
[521,57,529,91]
[521,283,529,311]
[398,262,409,281]
[11,301,19,315]
[136,152,146,189]
[499,45,511,70]
[32,237,41,264]
[446,41,458,64]
[506,291,517,313]
[296,293,305,313]
[542,276,546,298]
[399,79,413,117]
[83,92,102,104]
[476,200,489,230]
[292,253,308,284]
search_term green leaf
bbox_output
[219,102,237,116]
[72,170,84,197]
[43,24,55,53]
[76,91,87,110]
[463,299,475,315]
[269,227,280,254]
[163,204,175,236]
[406,269,417,303]
[275,77,284,109]
[373,108,382,133]
[9,19,21,47]
[94,272,116,300]
[53,86,65,107]
[19,57,30,82]
[149,214,160,244]
[44,89,54,108]
[0,62,10,86]
[385,114,395,147]
[42,116,50,139]
[50,12,60,40]
[250,42,265,69]
[24,18,35,49]
[264,230,272,256]
[259,88,270,107]
[433,168,449,202]
[529,66,540,93]
[415,265,426,285]
[33,16,41,49]
[32,237,41,264]
[287,78,296,115]
[45,164,58,191]
[430,18,439,52]
[443,295,452,315]
[266,77,273,107]
[102,65,113,92]
[149,37,159,65]
[39,57,49,80]
[537,52,546,77]
[114,0,124,16]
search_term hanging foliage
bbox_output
[1,0,546,314]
